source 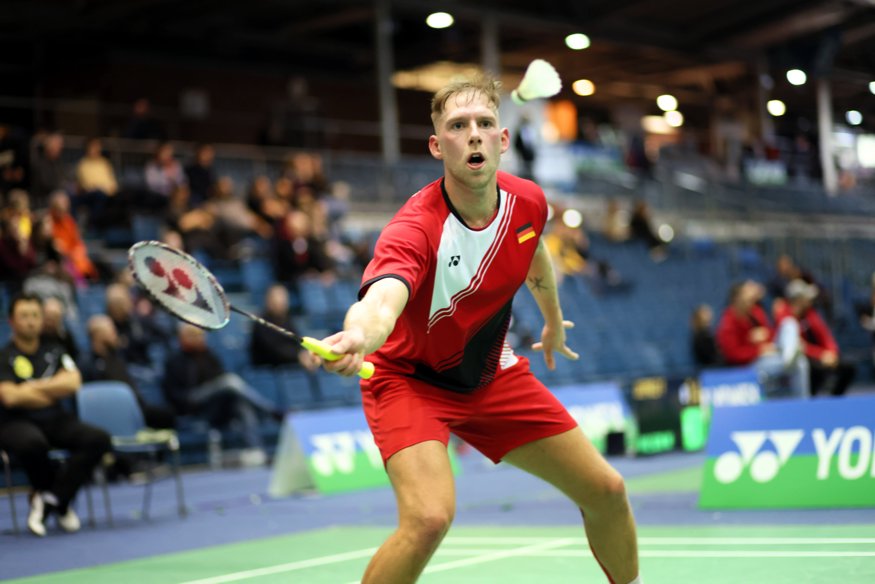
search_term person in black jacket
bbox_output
[162,324,280,464]
[250,284,319,369]
[690,304,720,367]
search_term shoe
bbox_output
[56,507,81,533]
[27,492,46,537]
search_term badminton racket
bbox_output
[128,241,374,379]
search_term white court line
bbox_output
[431,549,875,558]
[444,536,875,546]
[423,538,577,574]
[177,547,377,584]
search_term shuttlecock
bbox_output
[511,59,562,105]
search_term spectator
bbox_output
[690,304,720,367]
[45,190,98,282]
[775,280,855,396]
[184,143,216,207]
[40,297,79,362]
[23,260,78,320]
[246,176,287,225]
[513,115,537,181]
[716,280,809,398]
[29,132,68,208]
[628,200,667,261]
[767,254,831,318]
[144,142,186,199]
[83,315,176,429]
[105,282,171,369]
[123,98,165,141]
[249,284,319,369]
[162,324,280,466]
[0,217,37,295]
[74,137,119,229]
[602,199,628,243]
[0,293,111,537]
[273,210,334,285]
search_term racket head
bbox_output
[128,241,230,330]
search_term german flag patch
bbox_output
[516,223,536,244]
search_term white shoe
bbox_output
[56,507,81,533]
[27,492,46,537]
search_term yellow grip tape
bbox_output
[301,337,375,379]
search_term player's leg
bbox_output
[361,440,455,584]
[503,427,639,584]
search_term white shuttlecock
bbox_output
[511,59,562,105]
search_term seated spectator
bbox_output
[273,210,334,285]
[29,132,68,208]
[690,304,720,367]
[144,142,186,202]
[23,260,78,320]
[105,282,171,369]
[162,324,281,466]
[775,280,855,397]
[74,137,119,229]
[246,176,287,224]
[0,217,37,295]
[716,280,809,398]
[0,293,111,537]
[767,254,831,318]
[629,200,667,261]
[83,315,175,429]
[40,297,79,362]
[184,143,216,207]
[123,98,165,141]
[45,190,98,282]
[249,284,319,369]
[206,176,271,259]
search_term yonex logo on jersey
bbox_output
[448,255,461,267]
[714,430,803,484]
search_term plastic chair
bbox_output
[2,448,105,535]
[76,381,187,522]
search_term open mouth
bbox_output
[467,153,485,169]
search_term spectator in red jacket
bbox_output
[716,280,809,398]
[774,279,855,396]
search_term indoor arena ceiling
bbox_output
[1,0,874,119]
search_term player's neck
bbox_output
[443,177,498,229]
[13,334,39,354]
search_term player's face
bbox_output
[10,301,43,341]
[429,90,509,192]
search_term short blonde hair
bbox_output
[430,74,502,128]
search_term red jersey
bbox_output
[360,171,547,393]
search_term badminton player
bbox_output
[321,74,641,584]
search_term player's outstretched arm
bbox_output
[322,277,409,377]
[526,239,579,370]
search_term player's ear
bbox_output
[428,135,443,160]
[500,128,510,154]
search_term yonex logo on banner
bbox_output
[714,430,803,484]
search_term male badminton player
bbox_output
[320,74,641,584]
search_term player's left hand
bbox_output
[532,320,579,370]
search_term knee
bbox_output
[402,506,455,547]
[581,470,628,512]
[15,439,50,461]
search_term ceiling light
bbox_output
[767,99,786,117]
[846,110,863,126]
[426,12,454,29]
[572,79,595,96]
[664,110,683,127]
[786,69,807,86]
[656,94,678,112]
[565,33,591,50]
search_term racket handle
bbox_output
[301,337,375,380]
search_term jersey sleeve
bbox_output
[360,218,431,299]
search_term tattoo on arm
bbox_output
[527,277,549,292]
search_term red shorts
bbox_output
[361,356,578,464]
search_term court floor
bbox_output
[8,524,875,584]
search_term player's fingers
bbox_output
[544,349,555,370]
[559,346,580,361]
[531,341,543,352]
[563,320,575,329]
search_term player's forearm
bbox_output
[526,240,564,327]
[343,278,409,355]
[31,370,82,399]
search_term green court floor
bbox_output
[9,524,875,584]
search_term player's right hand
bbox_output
[321,329,367,377]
